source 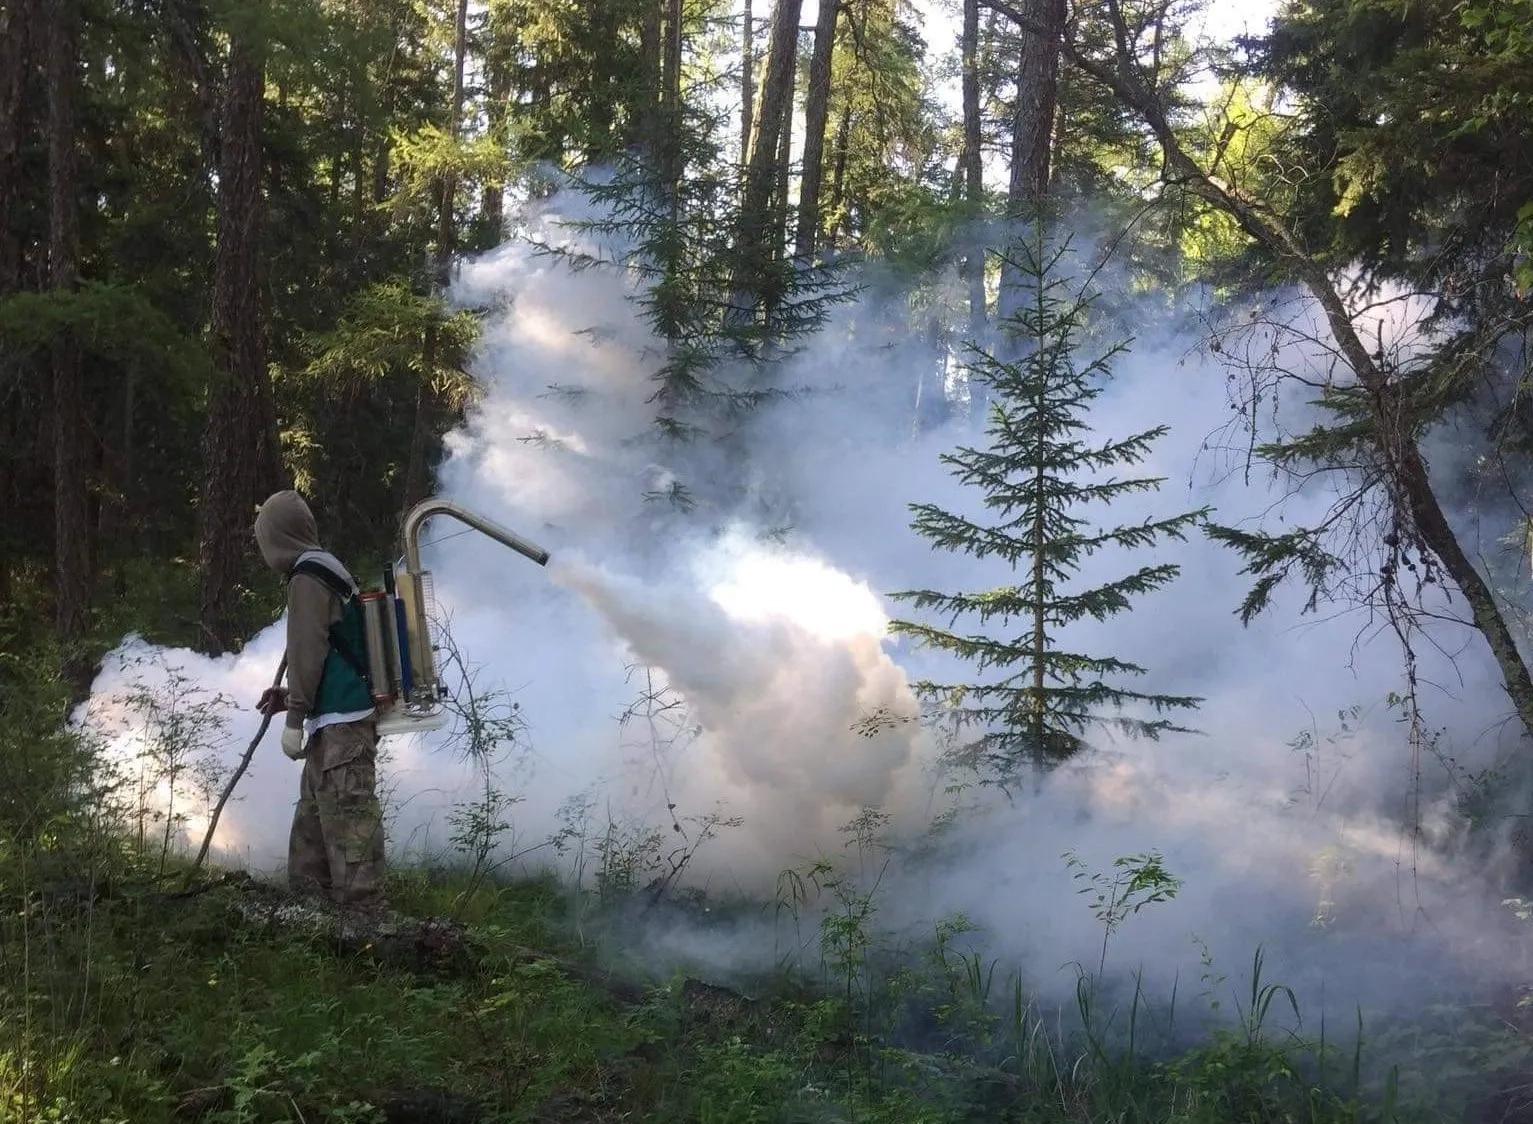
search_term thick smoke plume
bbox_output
[85,190,1530,1018]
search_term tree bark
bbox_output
[793,0,840,259]
[733,0,802,315]
[0,0,37,609]
[47,0,91,654]
[440,0,468,288]
[403,0,469,515]
[480,41,509,243]
[994,0,1063,328]
[825,101,851,248]
[197,14,281,653]
[99,364,136,590]
[638,0,662,161]
[163,0,221,173]
[661,0,683,199]
[0,0,36,295]
[1003,0,1533,743]
[740,0,754,165]
[772,68,793,263]
[587,2,619,156]
[960,0,985,335]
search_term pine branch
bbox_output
[1068,508,1210,554]
[1046,564,1183,622]
[1204,522,1343,623]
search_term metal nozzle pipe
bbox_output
[401,498,550,575]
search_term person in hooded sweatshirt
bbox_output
[252,490,386,912]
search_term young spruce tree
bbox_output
[892,232,1206,779]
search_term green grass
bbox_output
[2,631,1530,1122]
[1,868,648,1123]
[5,850,1528,1123]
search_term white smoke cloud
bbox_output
[82,188,1530,1020]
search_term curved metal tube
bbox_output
[402,498,550,573]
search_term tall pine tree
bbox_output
[533,0,852,512]
[892,231,1206,780]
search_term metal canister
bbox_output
[358,593,395,706]
[395,570,434,705]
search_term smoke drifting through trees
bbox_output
[85,188,1532,1021]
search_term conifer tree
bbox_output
[892,231,1206,779]
[533,0,853,512]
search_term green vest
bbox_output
[290,559,375,718]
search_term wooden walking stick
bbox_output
[186,655,287,885]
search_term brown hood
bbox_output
[253,490,320,573]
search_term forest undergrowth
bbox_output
[4,620,1532,1124]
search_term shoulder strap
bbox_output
[290,559,371,686]
[289,558,354,602]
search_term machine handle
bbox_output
[401,498,550,574]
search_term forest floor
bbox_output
[1,863,1001,1124]
[5,852,1533,1124]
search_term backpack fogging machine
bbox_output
[188,499,547,881]
[367,498,550,738]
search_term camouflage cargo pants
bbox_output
[288,720,385,910]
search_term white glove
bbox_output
[281,726,306,761]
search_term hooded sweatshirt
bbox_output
[253,491,373,737]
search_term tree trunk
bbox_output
[197,14,280,654]
[47,0,91,655]
[0,0,37,608]
[638,0,662,161]
[587,2,619,157]
[100,363,136,597]
[163,0,221,173]
[661,0,683,200]
[403,0,469,514]
[733,0,802,316]
[995,0,1064,327]
[962,0,989,424]
[480,43,509,243]
[1030,250,1047,752]
[439,0,468,288]
[764,74,794,324]
[960,0,985,335]
[825,102,851,249]
[0,0,36,295]
[772,72,793,258]
[740,0,754,165]
[793,0,839,259]
[1022,0,1533,744]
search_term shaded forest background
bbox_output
[2,0,1533,734]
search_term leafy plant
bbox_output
[1064,849,1183,975]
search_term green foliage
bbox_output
[110,663,234,874]
[0,0,508,630]
[11,2,1533,1120]
[691,1037,797,1123]
[0,678,1514,1124]
[0,624,109,860]
[543,140,855,506]
[1203,523,1344,624]
[1064,849,1182,974]
[1266,0,1533,286]
[893,231,1206,779]
[389,125,518,215]
[1176,81,1296,280]
[297,282,480,395]
[0,283,208,386]
[482,0,656,165]
[819,0,950,261]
